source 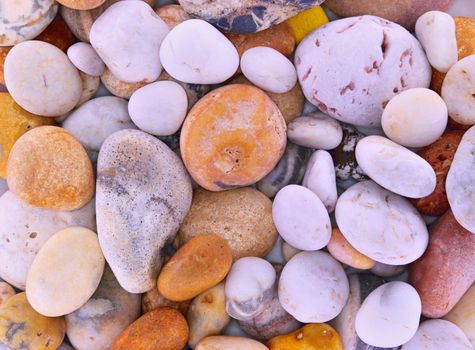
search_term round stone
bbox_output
[129,81,188,136]
[156,4,191,28]
[327,228,375,270]
[57,0,106,10]
[4,41,82,116]
[67,42,105,77]
[100,67,148,99]
[267,323,343,350]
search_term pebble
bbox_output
[158,235,233,302]
[0,0,58,46]
[401,319,472,350]
[0,292,65,350]
[410,210,475,318]
[355,136,436,198]
[197,336,269,350]
[0,282,14,305]
[267,323,343,350]
[355,281,421,348]
[287,112,343,150]
[110,307,189,350]
[58,343,75,350]
[128,81,188,136]
[370,262,406,278]
[26,227,105,317]
[63,96,137,152]
[156,4,191,28]
[286,6,329,43]
[335,180,429,265]
[160,19,239,84]
[77,72,100,107]
[381,88,448,147]
[57,0,106,10]
[142,286,190,315]
[302,150,338,212]
[67,42,105,77]
[0,47,9,86]
[415,11,458,73]
[4,41,82,116]
[327,228,375,270]
[0,191,95,290]
[410,130,464,216]
[278,251,349,323]
[295,15,431,127]
[90,1,169,83]
[187,283,230,348]
[445,283,475,347]
[100,67,148,99]
[281,242,302,262]
[272,185,331,251]
[180,84,286,191]
[35,14,76,52]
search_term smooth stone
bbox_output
[66,266,141,350]
[142,286,191,315]
[67,42,105,77]
[63,96,136,152]
[0,180,6,196]
[302,150,338,212]
[100,67,148,99]
[0,191,95,290]
[0,293,65,350]
[156,4,191,28]
[355,281,421,348]
[0,0,58,46]
[267,323,343,350]
[355,136,436,198]
[128,81,188,136]
[381,88,448,147]
[6,126,95,210]
[370,262,406,278]
[447,126,475,232]
[5,41,82,116]
[335,180,429,265]
[295,15,431,127]
[415,11,458,73]
[445,284,475,347]
[0,47,9,86]
[0,282,14,305]
[90,1,169,83]
[402,319,472,350]
[287,112,343,150]
[57,0,106,10]
[77,72,100,107]
[327,228,375,270]
[241,47,297,94]
[273,185,331,251]
[225,257,276,321]
[97,129,192,293]
[281,241,302,262]
[196,336,268,350]
[35,14,76,52]
[286,6,329,44]
[410,210,475,318]
[278,251,349,323]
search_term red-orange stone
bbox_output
[35,15,76,52]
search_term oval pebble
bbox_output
[267,323,343,350]
[142,286,190,315]
[100,67,148,99]
[128,81,188,136]
[355,281,421,348]
[67,42,105,77]
[445,283,475,347]
[355,135,436,198]
[327,228,375,270]
[273,185,331,251]
[381,88,448,147]
[278,251,349,323]
[286,6,329,43]
[281,242,302,262]
[196,336,269,350]
[335,180,429,265]
[160,19,239,84]
[57,0,106,10]
[156,4,191,28]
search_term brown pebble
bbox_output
[156,4,191,28]
[101,67,148,99]
[142,286,191,315]
[35,15,76,52]
[327,228,375,270]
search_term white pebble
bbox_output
[67,42,105,77]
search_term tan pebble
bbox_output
[0,282,15,305]
[196,336,269,350]
[57,0,107,10]
[327,228,375,270]
[142,286,191,315]
[156,4,191,28]
[35,15,76,52]
[445,283,475,347]
[101,67,148,99]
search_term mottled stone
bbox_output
[156,4,191,28]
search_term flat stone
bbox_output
[67,42,105,77]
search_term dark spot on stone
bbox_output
[382,100,389,109]
[29,232,37,239]
[6,322,26,341]
[399,49,413,68]
[381,31,389,59]
[214,181,237,190]
[302,67,312,81]
[400,76,408,88]
[231,15,257,34]
[315,39,320,47]
[251,6,266,19]
[340,81,355,95]
[336,20,357,33]
[437,154,447,162]
[393,87,399,93]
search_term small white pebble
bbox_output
[67,42,105,77]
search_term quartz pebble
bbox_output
[160,19,239,84]
[335,180,429,265]
[67,42,105,77]
[355,136,436,198]
[278,251,349,323]
[445,283,475,347]
[327,228,375,270]
[196,336,269,350]
[128,81,188,136]
[381,88,448,147]
[267,323,343,350]
[272,185,331,251]
[355,281,421,348]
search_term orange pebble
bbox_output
[155,4,191,29]
[267,323,343,350]
[35,15,76,52]
[327,228,375,270]
[56,0,106,10]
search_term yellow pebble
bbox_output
[286,6,329,43]
[267,323,343,350]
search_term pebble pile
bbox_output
[0,0,474,349]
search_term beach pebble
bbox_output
[225,257,276,321]
[66,266,141,350]
[371,262,406,277]
[4,41,82,116]
[196,336,269,350]
[77,72,100,107]
[35,14,76,52]
[335,180,429,265]
[410,210,475,318]
[302,150,338,212]
[267,323,343,350]
[281,242,302,262]
[128,81,188,136]
[355,136,436,198]
[327,228,375,270]
[90,1,169,83]
[402,319,472,350]
[100,67,148,99]
[273,185,331,251]
[97,130,192,293]
[156,4,191,28]
[278,251,349,323]
[158,235,233,302]
[57,0,106,10]
[295,15,431,127]
[286,6,329,43]
[382,88,448,147]
[67,42,105,77]
[241,47,297,94]
[0,282,14,305]
[0,0,58,46]
[445,283,475,347]
[287,112,343,150]
[0,292,65,350]
[111,307,189,350]
[180,84,286,191]
[142,286,190,315]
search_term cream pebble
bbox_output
[67,42,105,77]
[415,11,458,73]
[128,81,188,136]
